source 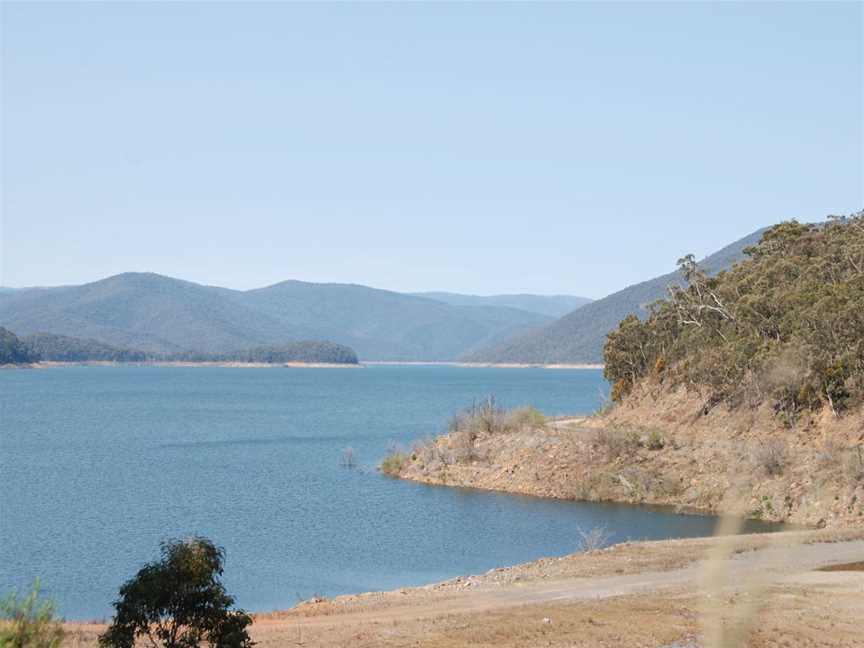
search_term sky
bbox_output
[1,2,861,298]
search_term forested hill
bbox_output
[163,342,359,364]
[22,332,149,362]
[0,275,551,360]
[604,214,864,415]
[4,329,359,365]
[462,226,768,364]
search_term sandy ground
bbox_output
[62,528,864,647]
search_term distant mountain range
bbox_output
[0,275,575,361]
[410,292,592,318]
[0,226,773,364]
[463,227,768,364]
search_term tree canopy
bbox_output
[604,213,864,419]
[99,537,253,648]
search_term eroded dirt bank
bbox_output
[395,387,864,528]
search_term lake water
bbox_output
[0,365,781,619]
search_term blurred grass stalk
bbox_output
[701,513,791,647]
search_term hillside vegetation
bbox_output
[22,332,148,362]
[604,215,864,420]
[0,275,551,360]
[463,227,766,364]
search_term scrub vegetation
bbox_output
[381,397,548,474]
[0,580,64,648]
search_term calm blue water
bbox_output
[1,365,779,619]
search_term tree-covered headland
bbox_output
[604,213,864,421]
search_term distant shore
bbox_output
[13,360,363,369]
[363,361,605,369]
[3,360,604,370]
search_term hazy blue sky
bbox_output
[1,2,861,298]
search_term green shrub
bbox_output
[0,579,64,648]
[645,428,665,450]
[819,361,851,414]
[380,451,408,476]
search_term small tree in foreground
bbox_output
[0,579,64,648]
[99,537,253,648]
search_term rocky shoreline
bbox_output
[391,388,864,529]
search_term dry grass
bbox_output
[506,405,547,432]
[843,447,864,483]
[448,397,547,439]
[754,439,789,477]
[591,427,641,462]
[64,583,864,648]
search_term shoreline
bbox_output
[19,360,363,369]
[392,394,864,529]
[363,361,605,369]
[60,527,864,646]
[3,360,605,370]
